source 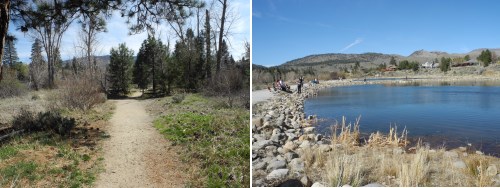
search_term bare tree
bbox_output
[77,13,106,75]
[205,9,211,79]
[17,1,76,88]
[215,0,227,74]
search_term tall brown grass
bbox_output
[303,117,500,187]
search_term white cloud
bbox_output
[341,38,363,52]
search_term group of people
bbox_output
[268,76,318,94]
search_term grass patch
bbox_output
[0,99,112,187]
[0,146,18,160]
[0,132,102,187]
[153,93,250,187]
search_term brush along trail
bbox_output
[94,91,187,188]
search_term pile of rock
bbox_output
[251,82,340,187]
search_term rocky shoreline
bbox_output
[251,76,500,187]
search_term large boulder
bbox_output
[266,169,289,181]
[266,159,287,171]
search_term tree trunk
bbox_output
[215,0,227,74]
[205,9,211,79]
[0,1,10,83]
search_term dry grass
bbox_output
[367,125,408,147]
[0,90,52,126]
[325,150,366,187]
[303,117,500,187]
[330,116,361,146]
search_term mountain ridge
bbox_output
[259,48,500,68]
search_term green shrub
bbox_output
[172,93,185,104]
[12,109,76,136]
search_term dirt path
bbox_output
[95,94,187,188]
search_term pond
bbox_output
[305,80,500,156]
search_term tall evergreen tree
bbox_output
[133,40,149,93]
[389,56,397,66]
[29,38,46,90]
[107,43,134,96]
[2,34,19,69]
[477,49,492,67]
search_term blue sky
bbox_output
[10,0,250,63]
[253,0,500,67]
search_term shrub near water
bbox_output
[153,94,250,187]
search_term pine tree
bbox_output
[29,38,46,90]
[133,40,149,93]
[389,56,397,66]
[107,43,134,96]
[2,34,19,69]
[477,50,492,67]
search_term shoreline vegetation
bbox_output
[252,74,500,187]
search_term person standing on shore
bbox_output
[297,76,304,94]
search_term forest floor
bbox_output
[94,91,188,188]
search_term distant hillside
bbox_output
[268,48,500,69]
[62,55,139,66]
[62,55,111,65]
[282,53,402,67]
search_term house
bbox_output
[452,60,478,67]
[422,61,438,68]
[386,65,397,71]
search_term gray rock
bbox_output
[315,134,323,142]
[452,160,466,169]
[444,151,458,158]
[299,140,311,149]
[276,155,286,161]
[311,182,325,187]
[486,165,497,176]
[300,176,311,187]
[286,133,297,141]
[266,169,289,181]
[284,152,299,162]
[270,134,282,143]
[303,127,315,134]
[268,110,275,116]
[253,140,273,151]
[277,147,285,154]
[253,179,263,187]
[253,117,263,127]
[283,141,297,153]
[272,128,281,135]
[289,158,305,174]
[253,134,266,142]
[267,159,287,171]
[476,150,484,155]
[265,145,278,157]
[254,161,267,170]
[363,183,385,187]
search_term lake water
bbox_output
[305,80,500,156]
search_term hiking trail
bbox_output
[94,92,187,188]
